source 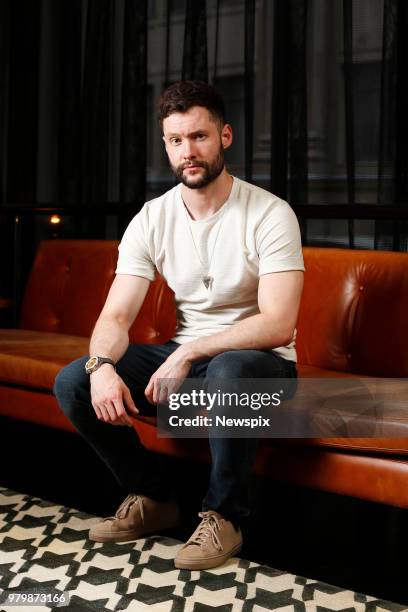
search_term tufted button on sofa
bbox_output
[1,240,408,507]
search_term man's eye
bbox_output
[195,134,206,140]
[170,138,181,145]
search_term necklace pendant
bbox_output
[203,276,212,289]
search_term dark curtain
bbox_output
[57,0,82,205]
[244,0,255,182]
[182,0,208,82]
[5,0,40,204]
[378,0,397,207]
[81,0,112,204]
[0,0,147,211]
[343,0,355,246]
[394,0,408,205]
[288,0,308,206]
[270,0,308,206]
[120,0,147,231]
[270,0,289,201]
[0,0,407,252]
[376,0,408,249]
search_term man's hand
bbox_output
[145,347,193,404]
[90,365,139,426]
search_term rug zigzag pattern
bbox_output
[0,487,405,611]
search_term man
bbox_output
[54,80,304,570]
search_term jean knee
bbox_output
[206,352,247,379]
[54,356,89,411]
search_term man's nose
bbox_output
[182,139,196,159]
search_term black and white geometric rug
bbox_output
[0,487,405,611]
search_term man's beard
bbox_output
[171,146,225,189]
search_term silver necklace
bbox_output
[183,205,225,290]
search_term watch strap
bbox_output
[85,356,115,374]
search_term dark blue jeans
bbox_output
[54,341,296,526]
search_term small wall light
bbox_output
[50,215,61,225]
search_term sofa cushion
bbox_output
[298,364,361,378]
[19,242,408,378]
[0,334,359,392]
[19,240,177,344]
[20,241,117,337]
[284,437,408,454]
[2,330,407,442]
[298,248,408,377]
[0,329,88,390]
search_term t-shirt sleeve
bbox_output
[115,206,156,281]
[257,201,305,275]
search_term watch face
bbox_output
[85,357,98,372]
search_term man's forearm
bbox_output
[178,313,293,363]
[89,316,130,363]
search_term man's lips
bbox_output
[183,163,203,170]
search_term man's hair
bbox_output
[157,80,225,130]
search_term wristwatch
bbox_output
[85,356,115,375]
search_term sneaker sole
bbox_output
[89,520,181,543]
[174,542,242,570]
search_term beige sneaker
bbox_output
[174,510,242,570]
[89,494,181,543]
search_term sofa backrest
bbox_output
[20,240,176,344]
[297,247,408,376]
[20,240,408,376]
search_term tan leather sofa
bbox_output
[1,239,408,507]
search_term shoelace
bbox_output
[189,511,223,551]
[103,494,144,524]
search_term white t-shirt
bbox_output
[116,176,305,362]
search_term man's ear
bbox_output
[221,123,233,150]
